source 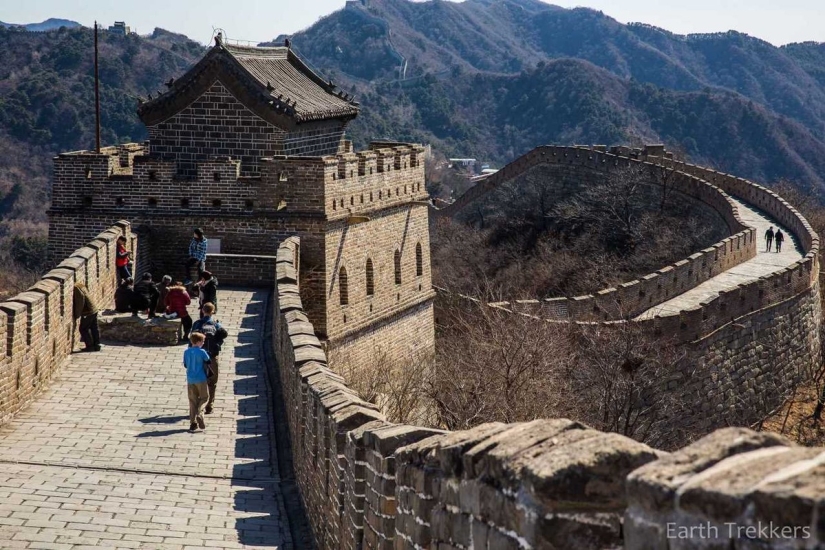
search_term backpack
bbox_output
[195,319,228,357]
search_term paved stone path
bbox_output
[636,197,804,319]
[0,289,292,549]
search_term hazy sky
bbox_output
[1,0,822,46]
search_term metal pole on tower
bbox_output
[94,20,101,153]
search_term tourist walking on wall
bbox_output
[116,236,132,283]
[134,273,160,318]
[166,281,193,343]
[765,226,774,252]
[156,275,173,314]
[183,332,212,432]
[775,229,784,253]
[73,282,101,352]
[196,271,219,317]
[184,228,208,284]
[191,303,227,415]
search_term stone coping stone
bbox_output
[98,310,181,346]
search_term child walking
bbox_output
[183,332,212,432]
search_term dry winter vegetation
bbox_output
[342,170,825,449]
[431,164,726,298]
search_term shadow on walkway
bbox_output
[135,428,191,438]
[230,291,293,547]
[138,415,189,424]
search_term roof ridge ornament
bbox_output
[215,32,223,46]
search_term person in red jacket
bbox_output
[116,236,132,283]
[165,281,193,343]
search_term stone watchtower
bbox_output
[48,37,435,362]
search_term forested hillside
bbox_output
[2,1,825,294]
[275,0,825,192]
[0,25,203,295]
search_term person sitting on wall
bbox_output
[116,236,133,283]
[196,270,219,318]
[156,275,173,315]
[114,278,135,313]
[165,281,193,343]
[134,273,160,318]
[73,282,101,352]
[184,228,208,285]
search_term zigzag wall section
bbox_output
[273,237,825,549]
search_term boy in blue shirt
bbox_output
[184,332,212,432]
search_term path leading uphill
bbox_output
[636,197,804,320]
[0,289,292,549]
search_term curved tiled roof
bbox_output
[137,40,359,127]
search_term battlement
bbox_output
[51,141,427,219]
[273,237,825,550]
[0,222,135,427]
[438,145,819,341]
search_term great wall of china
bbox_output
[0,142,822,548]
[1,39,824,549]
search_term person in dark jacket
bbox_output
[114,278,135,313]
[196,271,218,317]
[134,273,160,318]
[191,302,228,414]
[115,278,151,316]
[165,281,193,342]
[775,229,785,253]
[73,282,101,352]
[156,275,172,314]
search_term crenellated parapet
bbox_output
[51,141,426,219]
[0,222,135,427]
[273,237,825,550]
[437,145,819,343]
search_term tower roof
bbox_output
[137,40,359,128]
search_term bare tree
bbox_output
[330,346,435,426]
[560,322,687,446]
[430,292,570,430]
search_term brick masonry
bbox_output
[273,237,825,549]
[0,221,133,427]
[147,80,347,177]
[49,137,432,351]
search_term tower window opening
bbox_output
[366,259,374,296]
[394,250,402,285]
[415,243,423,277]
[339,267,349,305]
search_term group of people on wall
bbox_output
[72,228,227,431]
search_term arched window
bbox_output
[366,259,375,296]
[415,243,423,277]
[394,250,402,285]
[339,267,348,305]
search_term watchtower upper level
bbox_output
[136,39,359,177]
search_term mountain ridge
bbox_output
[0,18,81,32]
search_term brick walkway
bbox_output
[0,289,292,549]
[636,197,805,319]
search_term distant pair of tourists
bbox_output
[764,226,785,253]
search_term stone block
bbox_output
[97,311,181,345]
